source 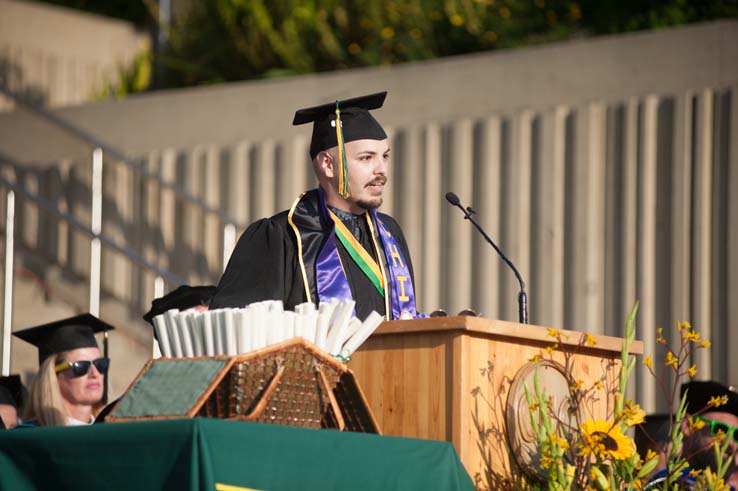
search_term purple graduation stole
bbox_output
[314,192,419,320]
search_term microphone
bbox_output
[445,192,529,324]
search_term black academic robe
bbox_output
[210,189,416,320]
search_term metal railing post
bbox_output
[2,190,15,376]
[89,148,103,316]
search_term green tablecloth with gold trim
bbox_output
[0,418,474,491]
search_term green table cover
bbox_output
[0,418,474,491]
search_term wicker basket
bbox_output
[107,338,380,434]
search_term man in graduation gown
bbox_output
[210,92,420,321]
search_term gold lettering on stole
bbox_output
[389,244,404,269]
[397,275,410,301]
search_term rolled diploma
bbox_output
[164,309,184,357]
[302,311,318,345]
[236,309,252,353]
[315,311,331,352]
[152,315,173,357]
[217,310,229,354]
[176,314,194,357]
[251,304,266,350]
[326,300,355,355]
[340,311,385,357]
[191,312,205,356]
[283,311,296,340]
[202,310,215,356]
[223,309,238,355]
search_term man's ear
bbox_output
[316,151,335,179]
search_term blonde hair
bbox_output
[23,353,69,427]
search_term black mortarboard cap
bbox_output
[143,285,216,325]
[293,92,388,159]
[13,313,114,364]
[0,374,22,408]
[680,380,738,418]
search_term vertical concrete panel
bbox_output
[585,103,607,333]
[727,87,738,386]
[203,145,221,275]
[692,89,713,378]
[637,96,659,412]
[395,124,423,301]
[621,99,639,333]
[253,140,277,220]
[569,103,606,333]
[382,127,396,217]
[442,119,476,313]
[282,135,309,208]
[670,93,694,365]
[447,119,474,314]
[475,116,501,319]
[422,122,442,311]
[500,111,532,322]
[159,149,177,273]
[229,141,251,227]
[533,107,567,328]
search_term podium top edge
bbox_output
[373,317,644,355]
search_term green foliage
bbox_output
[157,0,585,87]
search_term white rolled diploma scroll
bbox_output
[164,309,184,357]
[175,313,195,357]
[340,311,385,358]
[152,314,173,357]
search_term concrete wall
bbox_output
[0,0,149,111]
[1,20,737,410]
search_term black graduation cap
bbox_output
[13,313,115,364]
[293,92,388,159]
[680,380,738,418]
[143,285,216,325]
[0,374,22,408]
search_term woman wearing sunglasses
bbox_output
[13,314,114,427]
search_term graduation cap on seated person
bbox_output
[143,285,216,326]
[13,314,115,403]
[680,380,738,418]
[293,92,388,199]
[13,313,115,365]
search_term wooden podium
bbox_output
[350,317,643,488]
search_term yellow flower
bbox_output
[595,380,604,390]
[708,395,729,408]
[665,351,679,368]
[579,419,636,461]
[547,328,561,339]
[688,416,706,432]
[622,401,646,426]
[701,340,711,348]
[656,327,666,344]
[585,333,597,346]
[687,364,697,377]
[682,330,700,342]
[546,343,559,354]
[529,354,543,362]
[642,355,653,369]
[681,321,692,330]
[689,468,703,477]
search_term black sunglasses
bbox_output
[695,415,738,444]
[55,357,110,377]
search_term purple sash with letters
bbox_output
[314,191,419,319]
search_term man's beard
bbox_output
[355,197,383,210]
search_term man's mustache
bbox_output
[366,176,387,186]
